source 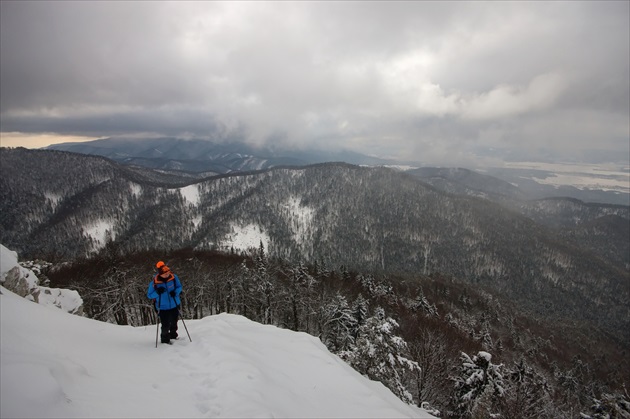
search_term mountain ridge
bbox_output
[0,284,431,418]
[1,147,628,346]
[45,136,398,173]
[45,136,630,206]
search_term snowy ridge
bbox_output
[0,245,432,418]
[0,287,434,418]
[0,244,82,314]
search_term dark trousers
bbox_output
[159,307,179,342]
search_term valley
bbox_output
[1,146,629,417]
[1,148,628,343]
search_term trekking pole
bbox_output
[169,292,192,342]
[180,315,192,342]
[155,293,162,348]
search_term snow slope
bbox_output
[0,260,434,418]
[0,244,83,313]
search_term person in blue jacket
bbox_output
[147,261,182,344]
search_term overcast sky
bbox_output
[1,1,628,167]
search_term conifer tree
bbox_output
[287,261,316,331]
[451,351,505,418]
[412,288,438,317]
[586,388,630,419]
[501,358,553,418]
[236,259,251,318]
[320,292,356,353]
[350,294,369,340]
[340,307,419,404]
[251,241,274,324]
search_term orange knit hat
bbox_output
[156,261,170,273]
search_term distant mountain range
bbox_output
[46,137,396,174]
[46,137,630,206]
[1,148,628,346]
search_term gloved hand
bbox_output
[169,291,176,297]
[156,287,165,295]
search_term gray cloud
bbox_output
[1,1,628,166]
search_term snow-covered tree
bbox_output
[408,328,450,410]
[480,321,493,353]
[555,355,591,408]
[340,307,419,404]
[235,259,252,318]
[285,261,317,332]
[411,288,438,318]
[251,242,274,324]
[320,292,356,353]
[359,274,393,298]
[451,351,505,418]
[350,294,369,339]
[501,358,553,418]
[584,387,630,419]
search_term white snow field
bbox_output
[0,260,434,418]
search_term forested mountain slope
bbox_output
[407,167,528,201]
[1,147,628,344]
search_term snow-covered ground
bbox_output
[218,223,271,253]
[179,184,201,206]
[284,196,315,246]
[503,161,630,193]
[83,219,117,251]
[0,244,83,313]
[1,248,434,419]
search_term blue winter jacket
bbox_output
[147,273,182,311]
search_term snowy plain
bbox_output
[502,161,630,193]
[0,248,434,418]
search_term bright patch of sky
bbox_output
[0,132,99,148]
[1,2,627,168]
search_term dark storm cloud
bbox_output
[1,1,628,166]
